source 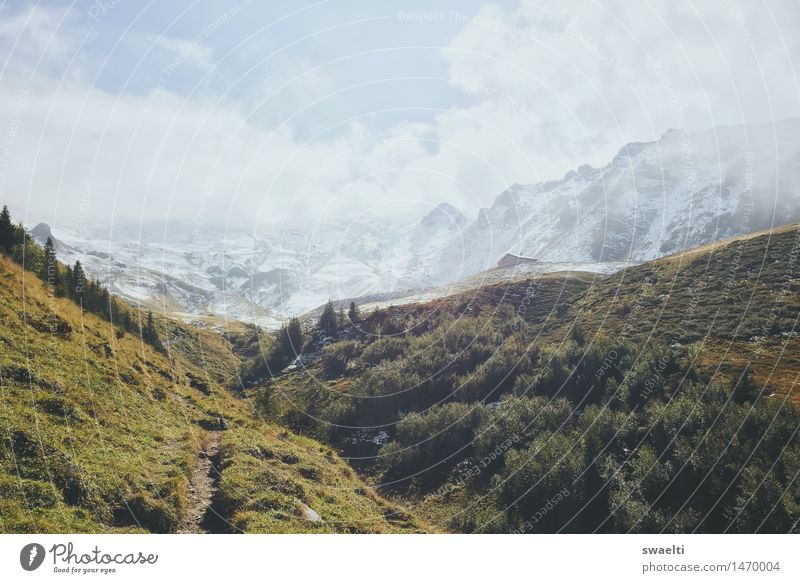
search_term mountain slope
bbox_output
[43,119,800,326]
[434,118,800,279]
[0,255,428,533]
[558,222,800,406]
[567,222,800,339]
[260,224,800,533]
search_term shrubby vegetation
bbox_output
[263,294,800,533]
[379,402,488,489]
[239,299,359,387]
[321,341,359,379]
[387,340,799,533]
[240,317,304,385]
[4,201,795,534]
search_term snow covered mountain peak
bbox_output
[47,118,800,327]
[419,202,468,228]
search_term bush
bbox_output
[322,341,359,379]
[361,337,408,366]
[379,402,487,489]
[498,432,586,532]
[474,396,573,473]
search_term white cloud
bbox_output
[1,1,798,231]
[0,4,79,78]
[439,0,800,176]
[137,32,215,72]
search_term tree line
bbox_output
[0,205,162,351]
[240,299,363,386]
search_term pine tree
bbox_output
[39,236,63,294]
[348,301,360,324]
[143,310,157,342]
[88,279,100,312]
[286,317,304,355]
[14,229,42,272]
[100,288,110,318]
[122,310,132,332]
[72,261,86,302]
[318,300,338,338]
[64,265,73,297]
[39,236,54,281]
[140,309,164,351]
[0,205,13,253]
[268,317,305,372]
[14,222,25,247]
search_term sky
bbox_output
[0,0,798,231]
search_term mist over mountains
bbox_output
[471,119,800,261]
[40,118,800,327]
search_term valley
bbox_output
[252,223,800,533]
[0,252,429,533]
[2,160,800,534]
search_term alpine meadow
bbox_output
[1,3,800,580]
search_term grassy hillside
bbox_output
[570,223,800,340]
[562,222,800,405]
[0,255,428,533]
[5,222,798,534]
[262,225,800,533]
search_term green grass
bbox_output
[214,426,428,533]
[566,223,800,341]
[0,256,429,533]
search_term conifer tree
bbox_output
[318,300,338,338]
[72,260,86,302]
[348,301,360,324]
[64,264,73,297]
[100,288,110,318]
[286,317,304,355]
[122,310,132,333]
[39,236,54,281]
[0,205,13,253]
[266,316,305,372]
[88,279,100,312]
[14,228,42,272]
[140,309,164,351]
[143,310,156,342]
[39,236,63,294]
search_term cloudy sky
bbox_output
[0,0,798,230]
